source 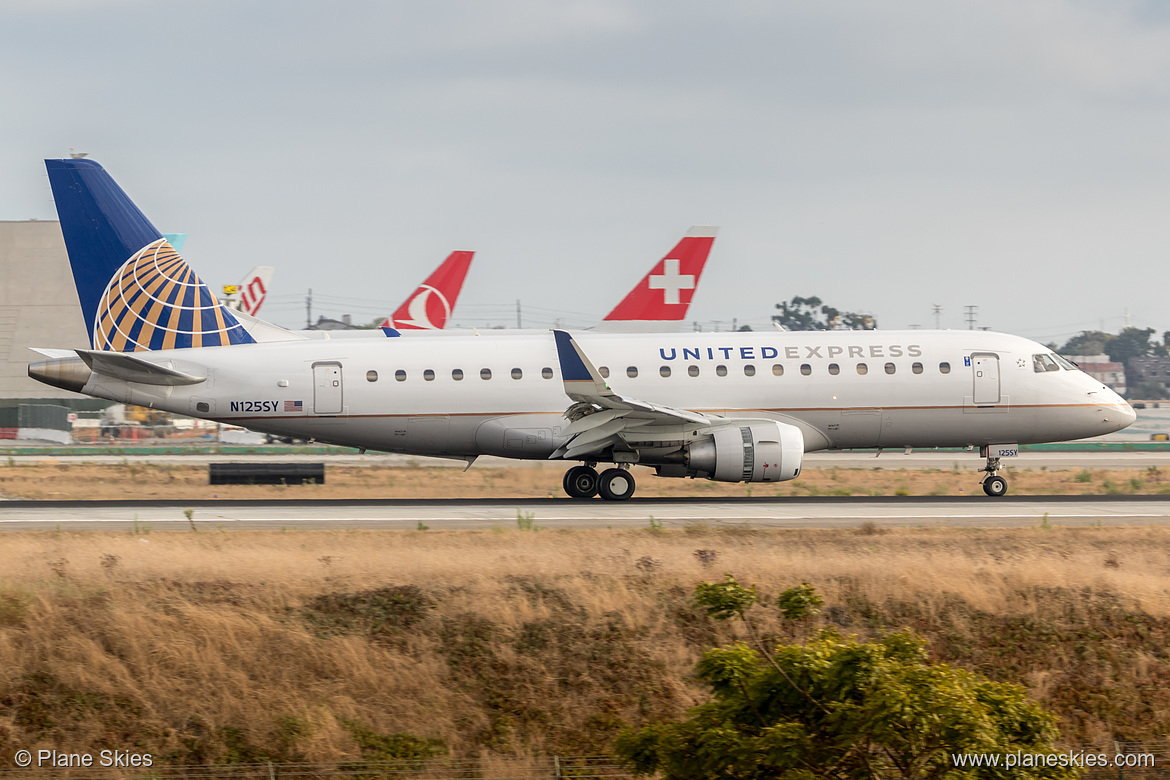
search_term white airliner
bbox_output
[28,159,1135,499]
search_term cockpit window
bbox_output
[1032,354,1061,373]
[1053,354,1078,370]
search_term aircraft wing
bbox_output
[550,329,774,460]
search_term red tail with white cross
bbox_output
[600,226,716,326]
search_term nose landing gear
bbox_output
[562,463,636,500]
[980,446,1008,496]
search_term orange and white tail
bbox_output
[596,226,717,331]
[223,266,275,317]
[380,251,474,330]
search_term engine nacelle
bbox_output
[682,421,803,482]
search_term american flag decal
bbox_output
[284,400,303,412]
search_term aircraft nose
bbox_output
[1115,399,1137,429]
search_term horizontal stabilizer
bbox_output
[77,350,206,386]
[29,347,79,359]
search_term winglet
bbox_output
[552,330,615,403]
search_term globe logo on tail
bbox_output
[93,239,254,351]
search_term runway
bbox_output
[2,495,1168,531]
[8,449,1170,470]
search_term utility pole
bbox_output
[516,299,522,329]
[932,304,942,330]
[964,305,977,330]
[306,288,312,329]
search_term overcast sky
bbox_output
[3,0,1169,343]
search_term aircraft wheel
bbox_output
[563,465,599,499]
[982,475,1008,497]
[598,468,636,501]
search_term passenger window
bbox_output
[857,363,868,375]
[480,368,492,380]
[395,370,407,382]
[688,365,700,377]
[511,368,522,380]
[627,366,638,378]
[452,369,464,381]
[599,366,610,378]
[885,363,896,375]
[542,367,554,379]
[744,364,756,377]
[939,362,951,374]
[828,363,840,375]
[716,365,728,377]
[1032,354,1060,373]
[800,364,812,376]
[366,370,378,382]
[423,369,435,381]
[772,364,784,376]
[660,366,671,377]
[912,362,923,374]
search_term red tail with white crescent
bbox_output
[385,251,474,330]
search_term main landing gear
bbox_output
[562,464,636,501]
[980,446,1008,497]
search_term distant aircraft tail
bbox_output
[596,226,717,331]
[223,266,276,317]
[44,158,255,351]
[384,250,474,330]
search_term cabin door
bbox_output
[312,362,344,415]
[970,352,1001,405]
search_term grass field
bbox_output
[1,524,1168,764]
[2,460,1170,499]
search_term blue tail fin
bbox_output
[45,158,255,351]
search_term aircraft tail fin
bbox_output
[44,158,255,352]
[390,250,474,330]
[224,266,275,316]
[595,226,717,331]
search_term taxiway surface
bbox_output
[2,495,1168,531]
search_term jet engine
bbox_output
[678,421,804,482]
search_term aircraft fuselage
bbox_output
[44,329,1133,462]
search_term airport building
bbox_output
[1126,355,1170,398]
[0,220,100,411]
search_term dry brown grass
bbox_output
[1,526,1169,763]
[1,460,1168,499]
